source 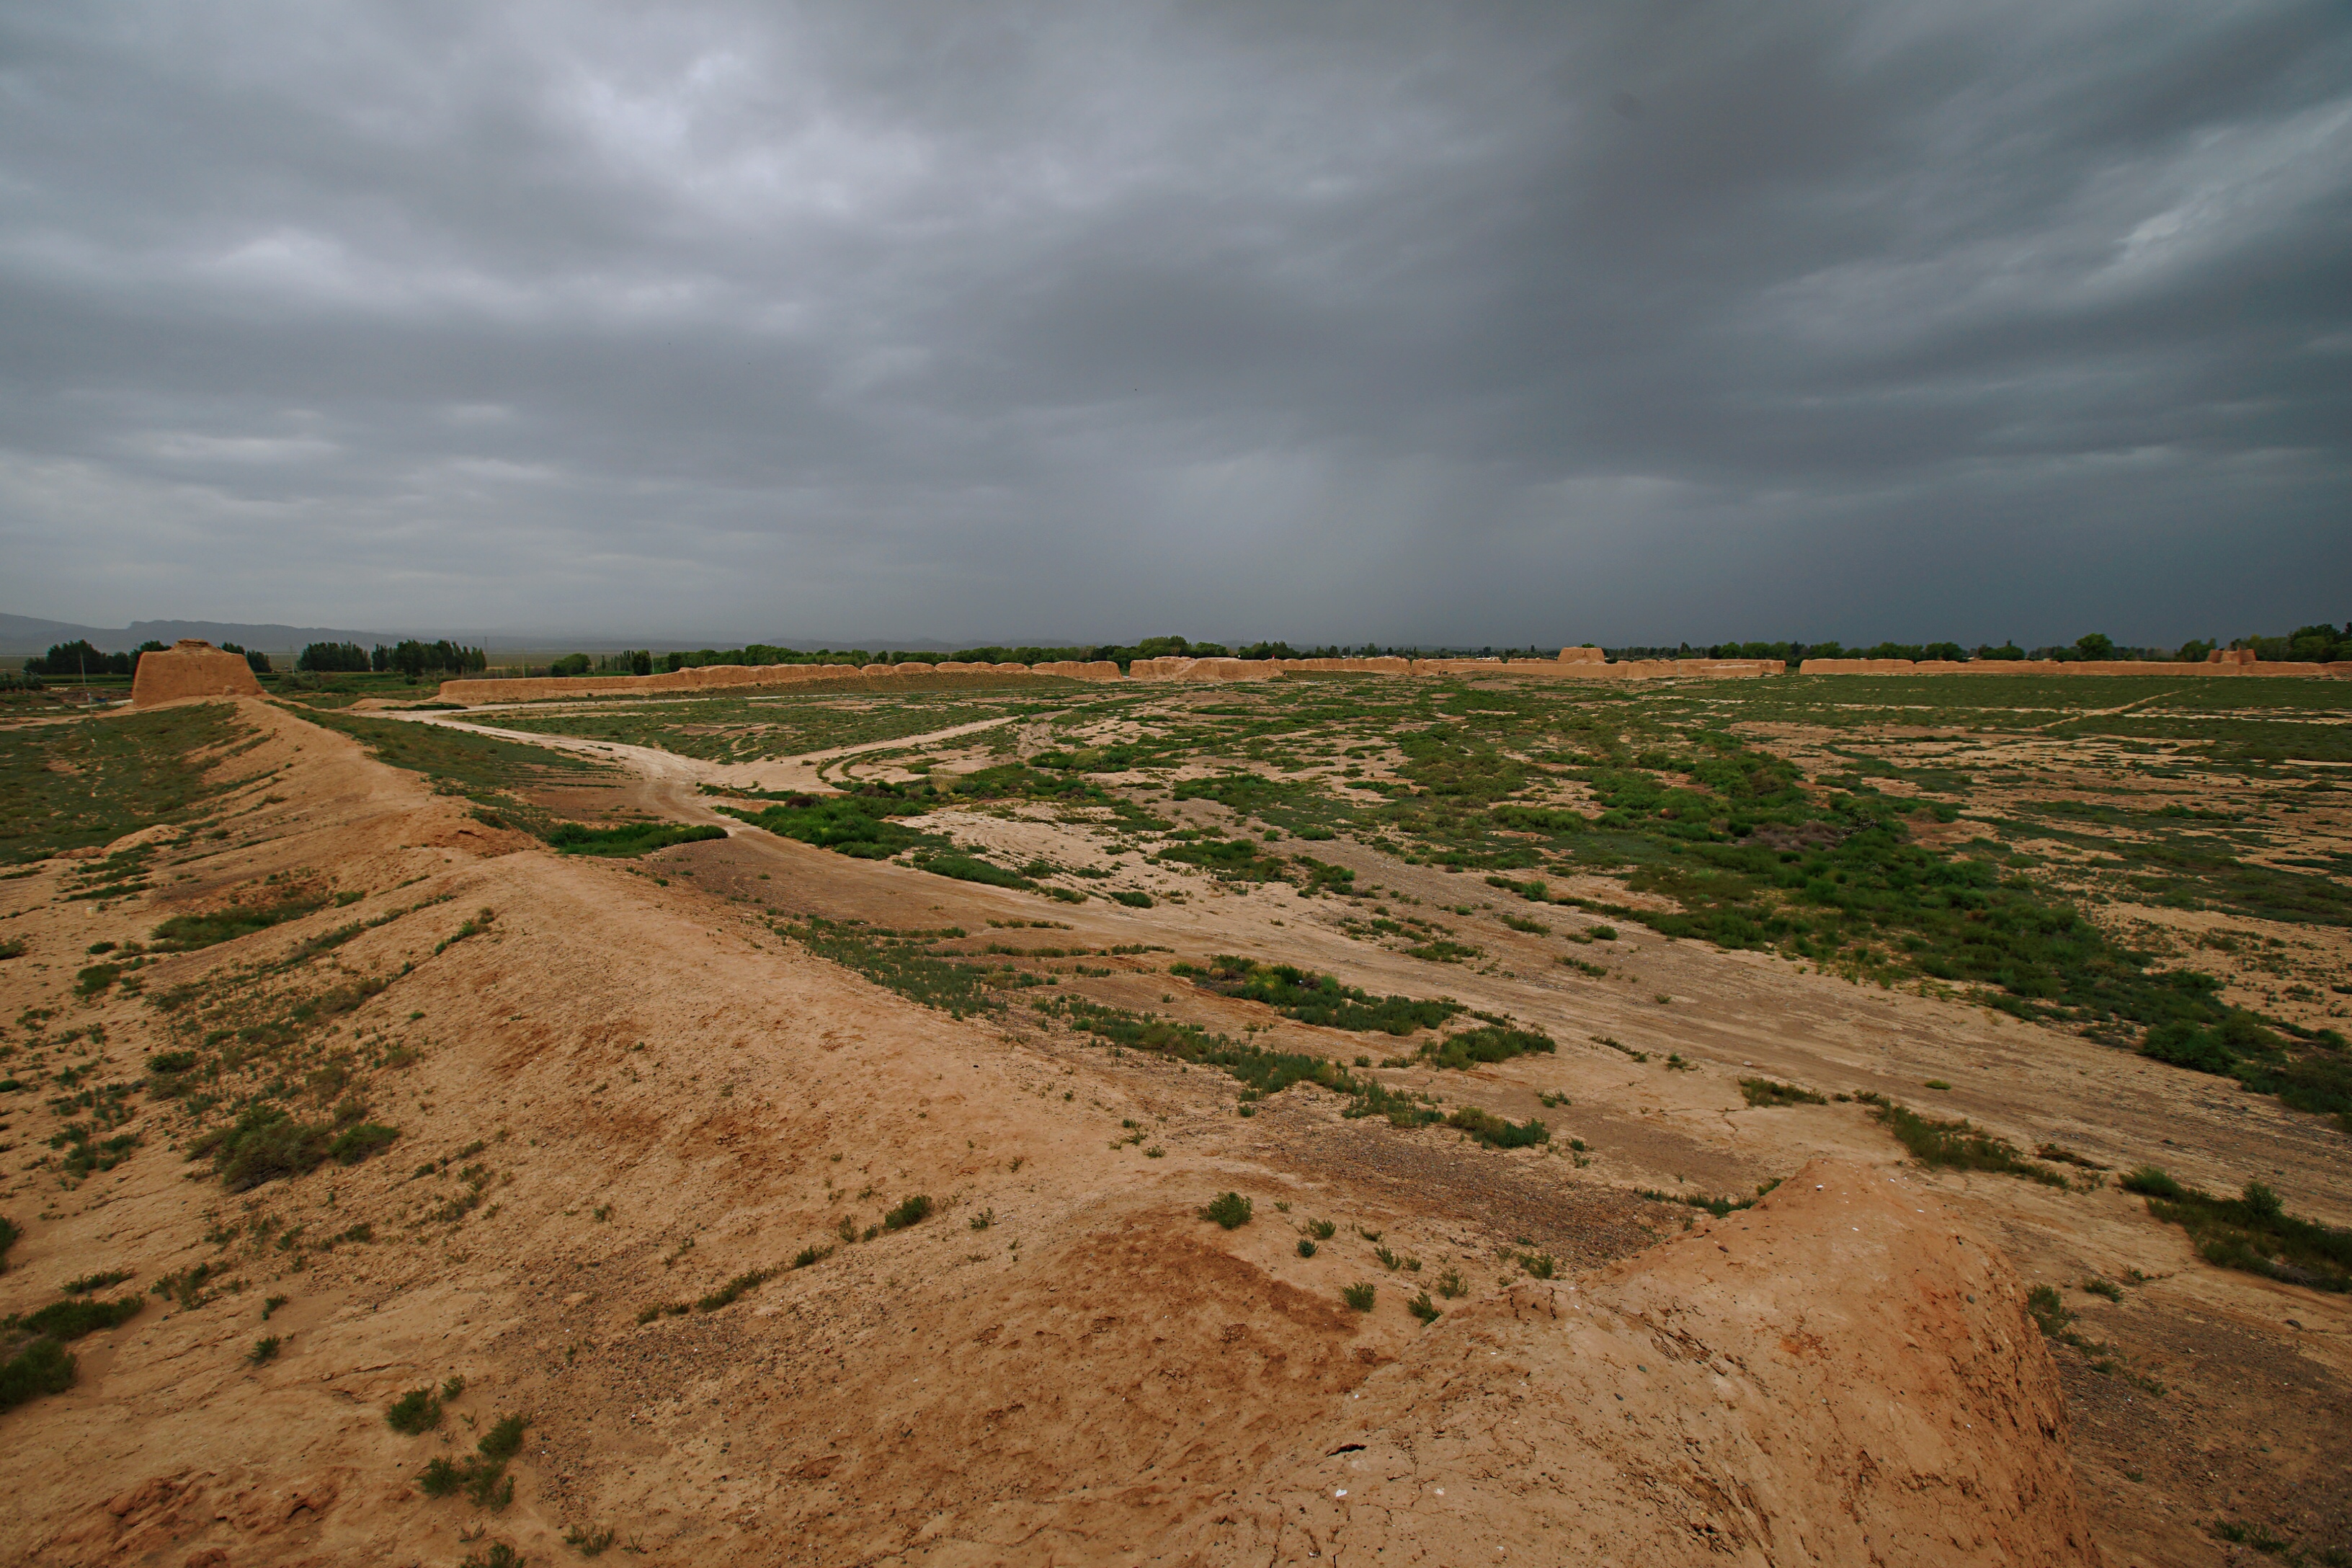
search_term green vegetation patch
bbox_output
[0,702,254,865]
[1445,1106,1549,1148]
[1170,956,1461,1035]
[151,894,329,952]
[544,821,726,857]
[721,792,946,860]
[8,1295,143,1340]
[0,1337,76,1410]
[189,1104,401,1190]
[2123,1168,2350,1293]
[1739,1078,1826,1108]
[1420,1023,1555,1072]
[1874,1102,2065,1186]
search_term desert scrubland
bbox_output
[2,662,2348,1566]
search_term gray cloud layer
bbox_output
[2,1,2346,646]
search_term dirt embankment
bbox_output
[0,702,2105,1566]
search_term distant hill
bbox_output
[0,612,404,656]
[0,612,977,657]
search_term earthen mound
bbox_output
[1166,1159,2101,1567]
[129,640,264,706]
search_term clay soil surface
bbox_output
[2,674,2347,1566]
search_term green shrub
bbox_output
[73,963,121,997]
[1738,1078,1825,1108]
[189,1105,337,1190]
[146,1050,200,1074]
[0,1337,76,1409]
[2130,1170,2351,1291]
[1435,1267,1466,1298]
[1200,1192,1253,1229]
[478,1413,527,1461]
[149,895,326,952]
[1110,889,1154,908]
[1341,1282,1376,1311]
[0,1215,18,1273]
[1446,1106,1549,1149]
[10,1295,142,1340]
[790,1244,834,1269]
[385,1386,442,1433]
[461,1543,523,1568]
[418,1456,463,1496]
[328,1122,401,1164]
[1306,1219,1336,1240]
[1420,1024,1553,1072]
[1874,1102,2064,1186]
[915,853,1033,890]
[544,821,726,857]
[697,1270,770,1311]
[1296,1239,1317,1258]
[1407,1291,1440,1324]
[63,1270,133,1295]
[882,1194,933,1231]
[249,1335,281,1364]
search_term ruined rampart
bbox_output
[130,640,264,707]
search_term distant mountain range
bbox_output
[0,612,974,656]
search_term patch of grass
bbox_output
[190,1104,396,1190]
[1435,1267,1466,1298]
[1341,1281,1376,1311]
[882,1194,933,1230]
[1171,956,1461,1035]
[565,1524,618,1556]
[0,702,252,865]
[1420,1023,1554,1072]
[1446,1106,1549,1149]
[1875,1102,2065,1186]
[73,963,121,997]
[1110,888,1154,907]
[149,894,329,952]
[2123,1168,2351,1292]
[1407,1291,1440,1324]
[0,1336,75,1409]
[1305,1219,1337,1240]
[1518,1252,1557,1280]
[1200,1191,1253,1229]
[914,851,1034,890]
[386,1386,442,1433]
[249,1335,281,1364]
[544,821,726,857]
[63,1270,133,1294]
[697,1270,772,1311]
[1296,1239,1317,1257]
[461,1544,524,1568]
[1739,1078,1826,1108]
[9,1294,143,1340]
[791,1244,835,1269]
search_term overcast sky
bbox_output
[1,1,2346,648]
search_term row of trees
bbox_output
[297,641,488,677]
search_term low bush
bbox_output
[150,895,327,952]
[9,1295,141,1340]
[0,1337,75,1409]
[1110,889,1154,908]
[328,1122,401,1164]
[1874,1102,2064,1186]
[385,1386,442,1434]
[1200,1192,1253,1230]
[1407,1291,1440,1324]
[1739,1078,1825,1108]
[1296,1239,1317,1257]
[882,1194,933,1231]
[249,1335,281,1364]
[1420,1025,1554,1072]
[63,1270,133,1295]
[1341,1282,1376,1311]
[697,1270,771,1311]
[2127,1168,2350,1291]
[1446,1107,1549,1149]
[1172,956,1461,1035]
[544,821,726,857]
[190,1105,334,1190]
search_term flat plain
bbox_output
[1,669,2346,1566]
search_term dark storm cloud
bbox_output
[1,0,2345,646]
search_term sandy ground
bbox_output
[0,695,2343,1564]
